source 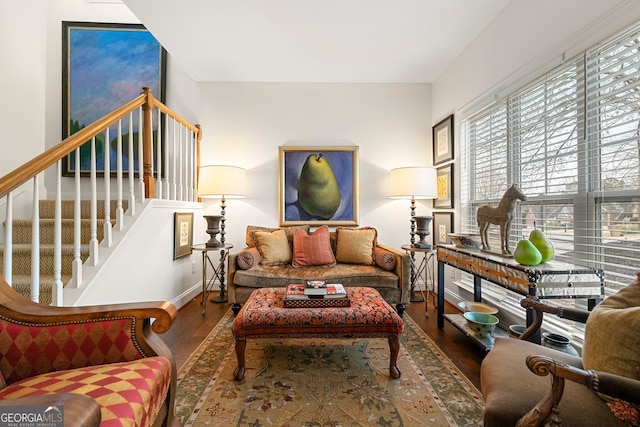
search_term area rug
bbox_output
[175,310,484,426]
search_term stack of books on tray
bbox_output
[283,281,350,308]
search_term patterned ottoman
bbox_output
[231,286,404,380]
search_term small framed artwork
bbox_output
[173,212,193,260]
[432,114,454,166]
[433,212,454,246]
[278,146,359,226]
[434,164,454,209]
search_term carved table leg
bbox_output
[233,338,246,381]
[388,334,401,379]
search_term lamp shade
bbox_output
[389,167,437,199]
[197,165,247,199]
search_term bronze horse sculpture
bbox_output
[477,184,527,255]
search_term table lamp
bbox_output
[390,167,438,246]
[390,166,437,302]
[197,165,247,247]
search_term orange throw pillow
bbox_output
[292,226,336,267]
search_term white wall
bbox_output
[0,1,47,176]
[194,82,434,251]
[67,199,207,306]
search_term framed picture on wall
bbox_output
[432,114,454,166]
[62,21,167,176]
[433,212,454,246]
[173,212,193,260]
[434,164,454,209]
[278,146,359,226]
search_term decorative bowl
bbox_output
[458,301,498,315]
[508,324,526,339]
[463,312,499,338]
[448,233,482,249]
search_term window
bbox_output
[460,21,640,335]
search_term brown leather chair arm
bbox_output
[518,297,590,341]
[516,355,640,426]
[0,393,101,427]
[0,277,177,334]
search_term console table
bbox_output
[436,245,604,344]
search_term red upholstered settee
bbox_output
[0,276,179,427]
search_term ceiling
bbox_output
[122,0,512,83]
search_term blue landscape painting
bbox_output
[63,22,164,174]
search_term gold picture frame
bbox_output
[278,146,359,226]
[173,212,193,260]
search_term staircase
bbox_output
[0,88,201,305]
[0,199,127,304]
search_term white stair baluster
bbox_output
[88,136,99,266]
[30,175,40,302]
[4,192,12,286]
[116,119,125,231]
[53,160,63,306]
[156,109,163,199]
[127,112,136,215]
[103,127,113,247]
[172,118,177,200]
[138,106,145,201]
[71,148,83,288]
[178,123,183,201]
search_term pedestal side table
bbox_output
[401,245,436,312]
[192,243,233,314]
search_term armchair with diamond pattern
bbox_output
[0,276,179,427]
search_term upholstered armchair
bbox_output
[0,276,179,427]
[481,284,640,427]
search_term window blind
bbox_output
[585,24,640,289]
[461,20,640,296]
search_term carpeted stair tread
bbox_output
[11,218,115,245]
[8,275,68,306]
[0,244,89,276]
[39,199,128,220]
[1,199,126,303]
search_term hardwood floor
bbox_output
[160,292,486,389]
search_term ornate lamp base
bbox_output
[204,215,222,248]
[413,216,433,249]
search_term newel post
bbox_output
[142,87,155,198]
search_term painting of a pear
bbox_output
[279,146,359,226]
[298,153,341,219]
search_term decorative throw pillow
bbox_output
[246,226,277,247]
[253,229,292,265]
[582,274,640,423]
[282,225,311,248]
[583,279,640,380]
[236,247,261,270]
[374,246,397,271]
[246,225,310,249]
[292,226,336,267]
[335,227,377,265]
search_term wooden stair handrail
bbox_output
[0,88,202,200]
